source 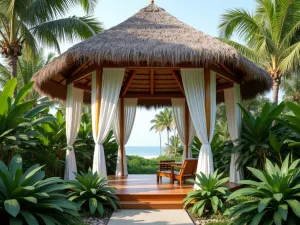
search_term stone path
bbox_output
[107,209,194,225]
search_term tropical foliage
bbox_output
[68,169,119,216]
[0,154,79,225]
[0,79,55,164]
[183,170,230,217]
[219,0,300,103]
[228,155,300,225]
[0,0,102,81]
[163,135,183,157]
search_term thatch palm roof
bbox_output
[32,3,272,105]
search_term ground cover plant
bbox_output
[228,155,300,225]
[0,154,79,225]
[183,170,230,217]
[67,168,120,217]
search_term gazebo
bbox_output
[33,2,272,185]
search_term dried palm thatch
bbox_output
[32,3,272,104]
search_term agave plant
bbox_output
[183,170,230,217]
[0,154,79,224]
[68,169,120,217]
[228,155,300,225]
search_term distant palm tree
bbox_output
[0,0,102,82]
[282,72,300,103]
[219,0,300,104]
[150,115,164,155]
[0,50,55,103]
[156,108,175,146]
[163,135,183,158]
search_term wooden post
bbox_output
[95,68,103,136]
[184,99,189,159]
[204,67,211,140]
[120,97,125,176]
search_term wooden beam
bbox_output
[172,71,185,94]
[95,68,103,136]
[150,70,154,95]
[216,83,233,91]
[184,99,189,159]
[123,93,185,99]
[212,64,240,84]
[74,83,91,91]
[204,67,211,139]
[66,64,97,84]
[121,71,136,97]
[120,98,125,176]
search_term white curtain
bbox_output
[92,68,124,178]
[181,69,216,179]
[64,84,84,180]
[224,83,244,182]
[171,98,196,161]
[113,98,137,176]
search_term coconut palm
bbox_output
[219,0,300,103]
[0,50,54,101]
[150,116,164,155]
[156,108,175,146]
[163,135,183,158]
[282,72,300,102]
[0,0,102,81]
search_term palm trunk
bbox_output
[159,131,162,156]
[8,55,18,79]
[167,130,170,146]
[272,75,281,104]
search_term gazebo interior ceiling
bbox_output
[50,61,244,107]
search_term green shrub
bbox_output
[228,155,300,225]
[68,169,119,217]
[183,170,230,217]
[0,154,79,224]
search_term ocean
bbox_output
[125,146,163,158]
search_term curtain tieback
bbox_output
[202,143,210,146]
[67,145,74,151]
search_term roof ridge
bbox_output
[141,4,165,12]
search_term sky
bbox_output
[63,0,259,147]
[0,0,280,147]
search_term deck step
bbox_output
[117,194,186,202]
[120,200,184,209]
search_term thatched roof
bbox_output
[32,3,272,106]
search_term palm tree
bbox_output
[282,72,300,102]
[219,0,300,104]
[0,0,102,81]
[0,50,55,104]
[157,108,175,146]
[150,115,164,155]
[163,135,183,158]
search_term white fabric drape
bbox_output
[181,69,216,179]
[92,68,124,178]
[171,98,196,161]
[113,98,137,176]
[224,83,244,182]
[64,84,84,180]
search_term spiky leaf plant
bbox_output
[68,169,120,217]
[0,154,79,224]
[183,170,230,217]
[228,155,300,225]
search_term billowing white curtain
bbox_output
[64,84,84,180]
[181,69,216,179]
[171,98,196,161]
[113,98,137,176]
[92,68,124,178]
[224,83,244,182]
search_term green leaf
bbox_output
[278,204,288,221]
[286,200,300,217]
[273,211,282,225]
[20,211,39,225]
[9,155,22,178]
[14,82,34,106]
[250,211,267,225]
[274,193,283,202]
[89,198,97,215]
[4,199,20,217]
[258,198,271,212]
[97,202,104,217]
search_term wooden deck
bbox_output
[108,175,242,209]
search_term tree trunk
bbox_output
[8,55,18,79]
[167,130,170,146]
[159,132,162,156]
[272,75,281,104]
